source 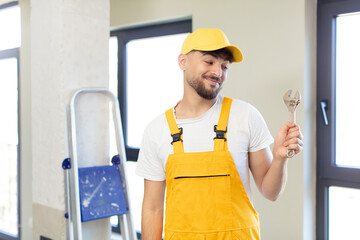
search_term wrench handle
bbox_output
[287,112,296,158]
[289,112,295,123]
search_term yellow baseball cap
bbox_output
[181,28,243,63]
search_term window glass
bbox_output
[329,186,360,239]
[124,161,144,232]
[335,13,360,168]
[126,33,188,149]
[0,5,21,51]
[0,57,18,237]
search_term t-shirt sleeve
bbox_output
[135,121,166,181]
[248,105,274,152]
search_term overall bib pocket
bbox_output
[167,170,232,231]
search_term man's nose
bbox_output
[211,63,222,77]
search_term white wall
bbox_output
[19,0,33,238]
[19,0,110,239]
[303,0,317,238]
[0,0,12,5]
[110,0,316,239]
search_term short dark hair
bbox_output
[194,48,233,63]
[188,49,234,63]
[209,48,234,63]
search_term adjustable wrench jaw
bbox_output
[283,90,301,122]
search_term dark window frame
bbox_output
[316,0,360,239]
[0,2,20,240]
[110,19,192,162]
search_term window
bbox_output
[317,0,360,239]
[110,19,191,161]
[0,2,21,240]
[109,20,192,236]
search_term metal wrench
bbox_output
[283,89,301,158]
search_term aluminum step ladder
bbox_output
[62,88,137,240]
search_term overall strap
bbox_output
[165,108,184,153]
[214,97,232,151]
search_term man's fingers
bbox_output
[284,134,304,147]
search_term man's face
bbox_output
[182,51,230,100]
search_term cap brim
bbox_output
[223,45,243,63]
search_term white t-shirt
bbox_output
[135,95,274,200]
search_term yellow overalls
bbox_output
[164,97,261,240]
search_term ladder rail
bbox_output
[110,92,137,240]
[66,87,137,240]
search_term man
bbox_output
[135,28,303,240]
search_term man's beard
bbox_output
[187,74,223,100]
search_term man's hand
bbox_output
[273,122,304,160]
[249,122,303,201]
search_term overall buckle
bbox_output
[214,125,227,141]
[171,127,183,145]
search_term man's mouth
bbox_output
[203,74,221,86]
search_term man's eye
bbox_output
[205,61,213,65]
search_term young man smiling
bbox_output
[136,28,303,240]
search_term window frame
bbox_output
[316,0,360,239]
[0,2,20,240]
[110,19,192,162]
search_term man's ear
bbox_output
[178,53,186,71]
